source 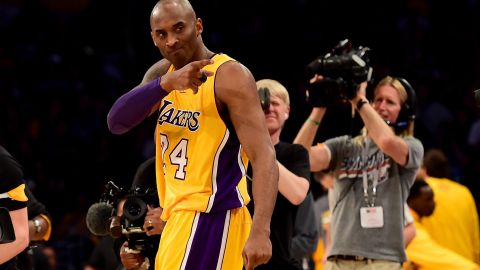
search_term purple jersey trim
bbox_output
[183,211,230,270]
[209,131,245,213]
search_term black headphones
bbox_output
[391,77,416,133]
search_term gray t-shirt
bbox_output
[325,135,423,263]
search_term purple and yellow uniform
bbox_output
[154,53,251,270]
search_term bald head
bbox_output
[150,0,196,27]
[149,0,205,68]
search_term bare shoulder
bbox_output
[214,60,262,125]
[217,60,254,82]
[215,60,256,101]
[142,59,171,84]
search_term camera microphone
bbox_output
[86,202,115,236]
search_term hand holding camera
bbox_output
[305,39,372,108]
[143,206,165,236]
[86,181,160,253]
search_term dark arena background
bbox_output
[1,0,480,269]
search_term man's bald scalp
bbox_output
[150,0,196,27]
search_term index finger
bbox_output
[191,59,214,69]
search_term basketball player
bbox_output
[107,1,278,269]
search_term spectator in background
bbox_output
[0,145,29,267]
[291,191,319,270]
[247,79,311,270]
[404,180,479,270]
[311,171,334,270]
[419,148,480,263]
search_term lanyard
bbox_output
[362,138,378,207]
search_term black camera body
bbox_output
[89,181,159,252]
[258,87,271,111]
[305,39,373,106]
[121,185,158,252]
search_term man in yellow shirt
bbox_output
[405,180,479,270]
[419,149,480,263]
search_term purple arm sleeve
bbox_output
[107,78,168,134]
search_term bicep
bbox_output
[215,62,272,161]
[143,59,171,115]
[382,137,409,166]
[310,144,331,172]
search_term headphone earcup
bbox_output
[397,77,416,121]
[393,77,416,132]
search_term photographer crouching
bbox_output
[293,40,424,269]
[86,157,162,270]
[119,157,163,270]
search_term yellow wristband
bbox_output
[308,118,321,126]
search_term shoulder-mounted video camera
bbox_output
[305,39,373,107]
[86,181,159,252]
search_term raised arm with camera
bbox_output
[293,74,329,172]
[294,40,423,268]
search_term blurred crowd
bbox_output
[1,0,479,269]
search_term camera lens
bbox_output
[123,197,147,222]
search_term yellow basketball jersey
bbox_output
[155,53,250,220]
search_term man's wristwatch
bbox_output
[33,218,42,233]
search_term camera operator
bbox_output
[118,157,162,270]
[85,158,161,270]
[247,79,313,270]
[294,75,424,269]
[0,145,29,266]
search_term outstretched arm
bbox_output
[107,59,215,134]
[293,107,330,172]
[107,59,171,134]
[215,61,278,270]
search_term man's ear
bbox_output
[196,18,203,36]
[151,32,157,46]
